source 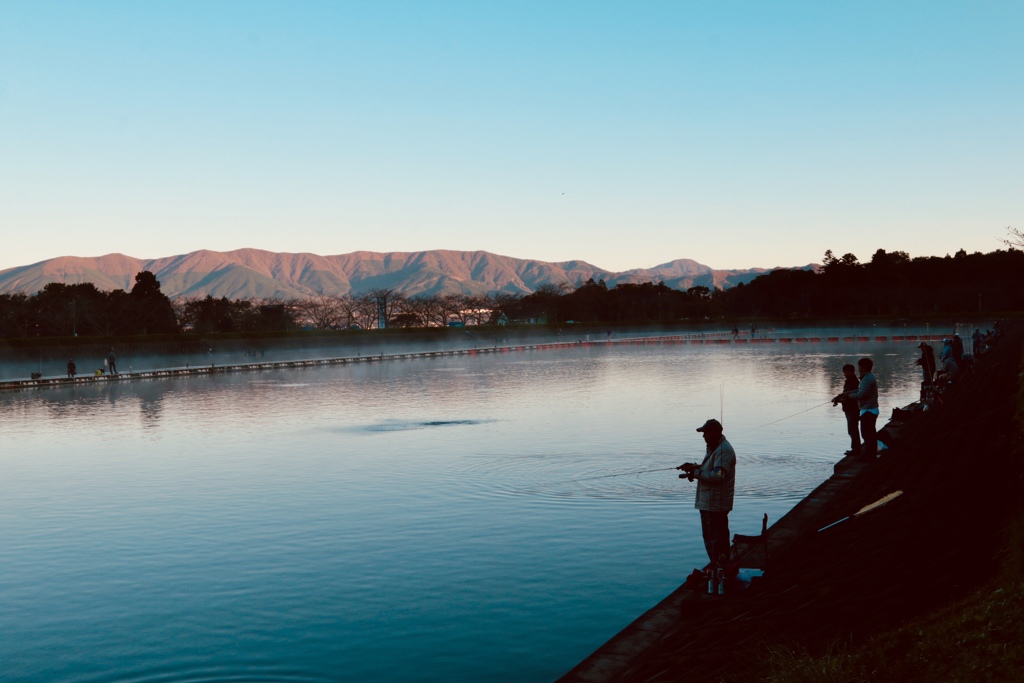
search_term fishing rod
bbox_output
[818,490,903,532]
[566,394,834,484]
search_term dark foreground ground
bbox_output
[562,324,1024,682]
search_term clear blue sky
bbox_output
[1,1,1021,273]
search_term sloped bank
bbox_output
[559,323,1023,683]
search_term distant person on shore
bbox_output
[678,419,736,568]
[67,358,76,378]
[915,342,936,386]
[832,364,861,456]
[106,348,117,374]
[834,357,879,460]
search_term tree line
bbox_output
[495,247,1024,323]
[0,274,516,338]
[0,246,1021,339]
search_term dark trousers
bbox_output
[859,411,877,459]
[844,411,861,453]
[700,510,731,567]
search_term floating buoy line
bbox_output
[1,331,949,392]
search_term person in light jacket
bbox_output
[679,418,736,568]
[835,357,879,460]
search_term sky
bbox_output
[1,1,1021,273]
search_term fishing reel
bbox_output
[677,463,697,481]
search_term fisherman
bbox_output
[678,419,736,569]
[940,338,954,363]
[832,364,861,456]
[107,348,117,374]
[67,358,77,378]
[915,342,936,386]
[834,357,879,461]
[937,353,959,384]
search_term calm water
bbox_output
[1,330,930,682]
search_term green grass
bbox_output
[760,579,1024,683]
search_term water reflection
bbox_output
[0,334,932,683]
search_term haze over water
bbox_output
[1,329,935,681]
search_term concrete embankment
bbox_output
[558,325,1022,683]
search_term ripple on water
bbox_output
[458,451,688,504]
[458,446,837,505]
[80,665,335,683]
[342,418,498,432]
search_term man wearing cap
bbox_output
[679,419,736,568]
[940,338,953,363]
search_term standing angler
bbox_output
[835,357,879,460]
[833,363,862,457]
[678,419,736,570]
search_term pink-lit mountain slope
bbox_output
[0,249,810,298]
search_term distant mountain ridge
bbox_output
[0,249,810,299]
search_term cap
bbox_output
[696,418,723,433]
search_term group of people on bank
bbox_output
[65,348,117,378]
[673,358,880,576]
[676,327,995,576]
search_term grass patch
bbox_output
[759,580,1024,683]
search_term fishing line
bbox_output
[750,399,835,430]
[720,381,725,425]
[564,466,679,484]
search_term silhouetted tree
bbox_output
[181,295,239,333]
[1003,226,1022,249]
[293,294,344,330]
[128,271,178,334]
[0,292,32,337]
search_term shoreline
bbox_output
[557,324,1021,682]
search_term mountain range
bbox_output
[0,249,811,299]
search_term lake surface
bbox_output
[1,329,934,682]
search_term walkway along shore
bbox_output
[558,323,1022,682]
[0,331,952,391]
